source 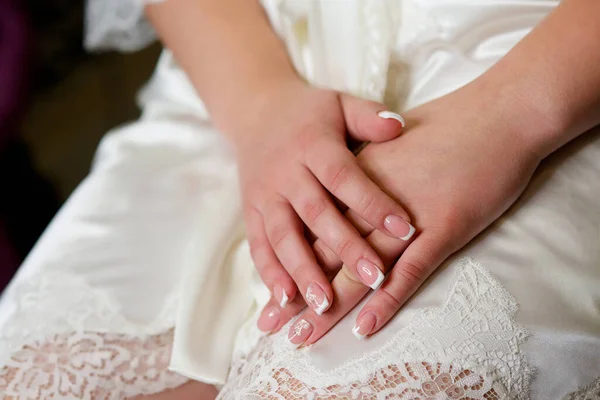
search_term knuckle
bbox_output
[357,193,381,221]
[301,197,328,224]
[267,223,292,250]
[334,236,355,261]
[378,287,403,309]
[287,261,311,279]
[325,160,353,194]
[441,203,464,229]
[313,240,335,264]
[394,259,428,285]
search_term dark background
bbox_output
[0,0,161,289]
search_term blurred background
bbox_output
[0,0,161,290]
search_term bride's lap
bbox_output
[1,122,599,399]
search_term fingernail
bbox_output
[288,318,313,347]
[384,215,416,241]
[274,284,288,308]
[306,282,330,315]
[377,111,405,127]
[257,305,280,333]
[352,312,376,340]
[357,258,385,290]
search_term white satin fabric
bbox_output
[2,0,600,398]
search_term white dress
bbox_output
[2,0,600,399]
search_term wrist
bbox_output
[468,71,565,162]
[211,73,308,144]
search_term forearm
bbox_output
[145,0,302,138]
[476,0,600,158]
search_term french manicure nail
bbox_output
[384,215,416,241]
[257,305,280,333]
[306,282,330,315]
[377,111,405,127]
[274,285,288,308]
[288,318,313,347]
[352,312,376,340]
[357,258,385,290]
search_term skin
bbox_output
[256,0,600,346]
[137,0,600,398]
[145,0,413,317]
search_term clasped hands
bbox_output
[231,79,546,346]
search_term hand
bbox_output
[255,80,547,342]
[233,80,416,315]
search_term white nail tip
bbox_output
[315,296,330,316]
[280,290,289,308]
[399,224,416,241]
[352,325,366,340]
[370,268,385,290]
[377,111,405,127]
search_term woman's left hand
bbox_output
[256,77,555,344]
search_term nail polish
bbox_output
[357,258,385,290]
[288,318,313,347]
[257,305,280,333]
[352,312,376,340]
[274,284,288,308]
[377,111,405,127]
[306,282,330,315]
[384,215,416,241]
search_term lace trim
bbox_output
[0,329,187,399]
[0,271,179,370]
[222,359,506,399]
[564,376,600,400]
[219,258,533,399]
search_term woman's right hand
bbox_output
[232,79,415,315]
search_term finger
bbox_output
[263,198,333,315]
[257,295,307,334]
[310,209,374,278]
[245,206,297,308]
[307,142,416,241]
[288,168,389,290]
[311,238,341,279]
[339,93,405,143]
[353,232,452,339]
[346,209,375,236]
[287,229,411,347]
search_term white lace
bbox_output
[0,270,179,374]
[84,0,162,51]
[0,270,183,398]
[218,258,534,399]
[0,329,188,399]
[564,376,600,400]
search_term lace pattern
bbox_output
[218,258,533,399]
[564,376,600,400]
[0,329,188,399]
[0,270,179,373]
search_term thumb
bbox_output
[384,231,455,306]
[339,93,405,143]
